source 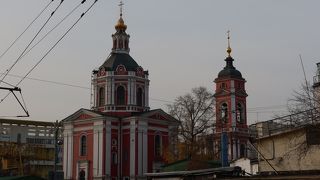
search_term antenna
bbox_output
[299,54,314,123]
[299,54,309,89]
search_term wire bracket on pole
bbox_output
[0,86,29,117]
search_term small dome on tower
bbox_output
[218,56,242,78]
[115,17,127,31]
[217,31,243,79]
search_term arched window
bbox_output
[236,103,244,123]
[116,86,125,105]
[99,87,105,107]
[80,135,87,156]
[155,134,162,157]
[221,103,228,121]
[136,87,144,106]
[221,83,226,89]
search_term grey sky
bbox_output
[0,0,319,124]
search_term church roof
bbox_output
[101,52,139,71]
[62,108,179,125]
[218,57,243,79]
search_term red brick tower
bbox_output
[213,32,249,162]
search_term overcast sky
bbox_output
[0,0,319,124]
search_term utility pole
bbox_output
[53,120,62,180]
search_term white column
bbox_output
[130,119,136,177]
[63,124,73,179]
[111,77,115,105]
[137,120,148,176]
[93,120,104,177]
[132,80,136,105]
[142,122,148,175]
[106,78,111,105]
[105,121,111,177]
[127,78,131,105]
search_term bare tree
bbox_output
[167,86,215,159]
[287,82,320,124]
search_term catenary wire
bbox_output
[20,0,86,60]
[0,72,291,113]
[1,73,89,89]
[0,0,54,62]
[0,0,99,104]
[0,70,292,115]
[0,0,65,86]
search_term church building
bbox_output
[213,33,249,163]
[62,4,179,180]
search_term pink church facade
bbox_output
[62,11,178,180]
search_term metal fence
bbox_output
[249,108,320,138]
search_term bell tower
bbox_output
[91,1,150,116]
[213,32,249,163]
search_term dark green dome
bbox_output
[101,52,139,71]
[217,56,242,79]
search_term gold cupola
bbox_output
[115,16,127,31]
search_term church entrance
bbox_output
[79,169,85,180]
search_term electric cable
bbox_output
[20,0,86,60]
[1,73,89,90]
[0,0,65,86]
[0,0,54,62]
[0,0,98,104]
[1,80,16,88]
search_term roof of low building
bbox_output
[161,159,221,172]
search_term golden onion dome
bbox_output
[115,16,127,31]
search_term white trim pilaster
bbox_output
[130,119,136,177]
[105,121,111,177]
[93,120,104,177]
[63,124,73,179]
[137,120,148,176]
[111,77,115,104]
[132,79,136,105]
[128,78,132,105]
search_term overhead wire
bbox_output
[1,73,90,90]
[20,0,85,60]
[0,0,98,104]
[0,0,65,86]
[0,0,54,62]
[0,70,293,116]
